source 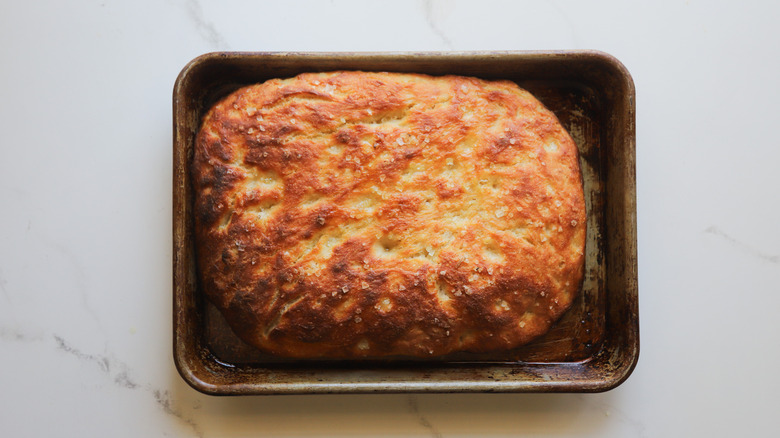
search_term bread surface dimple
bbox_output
[193,71,586,358]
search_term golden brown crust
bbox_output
[193,71,586,358]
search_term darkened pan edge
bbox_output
[173,50,638,395]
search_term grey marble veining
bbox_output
[407,395,443,438]
[705,226,780,264]
[181,0,230,49]
[2,0,780,436]
[422,0,454,49]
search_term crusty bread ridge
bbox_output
[193,71,586,358]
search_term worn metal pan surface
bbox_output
[173,51,638,395]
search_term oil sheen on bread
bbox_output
[192,71,586,358]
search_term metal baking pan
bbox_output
[173,51,638,395]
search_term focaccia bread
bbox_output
[193,71,586,358]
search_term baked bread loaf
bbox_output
[193,71,586,358]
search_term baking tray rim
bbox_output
[172,50,638,395]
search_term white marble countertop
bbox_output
[2,1,779,436]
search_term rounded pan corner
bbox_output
[600,357,639,393]
[173,346,229,396]
[579,50,636,97]
[173,52,239,100]
[589,341,640,393]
